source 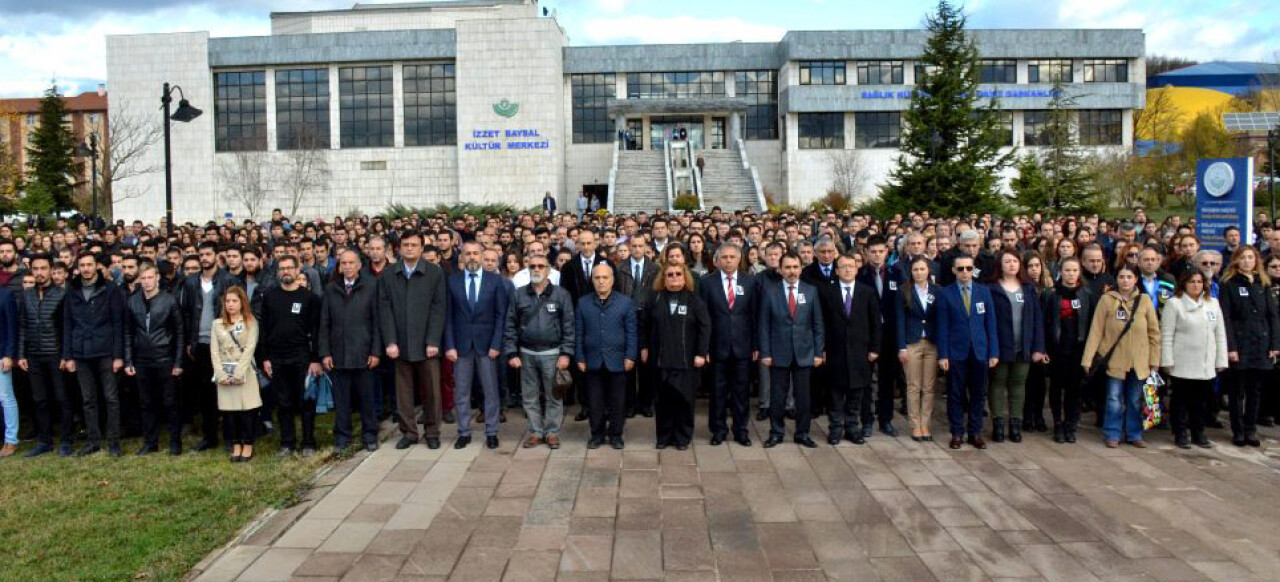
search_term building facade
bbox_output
[106,0,1145,222]
[1,89,109,205]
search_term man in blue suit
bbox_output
[760,252,825,448]
[575,263,638,450]
[936,255,999,450]
[444,241,510,450]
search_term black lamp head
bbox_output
[170,99,202,123]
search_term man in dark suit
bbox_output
[698,242,757,447]
[444,242,510,450]
[319,249,382,453]
[575,264,637,450]
[561,229,610,421]
[936,254,999,450]
[801,237,840,289]
[542,191,557,215]
[617,234,658,417]
[820,253,881,445]
[759,252,825,448]
[857,234,902,438]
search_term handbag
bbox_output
[1085,296,1139,382]
[553,368,573,400]
[1142,372,1165,430]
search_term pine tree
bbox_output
[24,84,80,212]
[876,0,1013,215]
[1037,81,1102,213]
[1011,154,1050,211]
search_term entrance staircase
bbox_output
[698,149,762,212]
[611,150,670,214]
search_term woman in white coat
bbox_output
[1160,271,1228,449]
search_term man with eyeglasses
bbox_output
[504,254,574,449]
[259,255,323,458]
[936,255,998,450]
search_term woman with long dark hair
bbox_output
[1043,257,1093,442]
[1082,266,1161,448]
[986,250,1047,442]
[1160,270,1227,448]
[896,256,941,441]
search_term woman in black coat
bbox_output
[641,263,711,450]
[1218,246,1280,447]
[1041,257,1094,443]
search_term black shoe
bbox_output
[1053,425,1065,443]
[1193,436,1212,449]
[626,407,637,419]
[879,422,898,437]
[135,444,158,457]
[795,436,817,448]
[655,441,669,450]
[23,443,53,458]
[861,425,874,439]
[847,432,866,445]
[75,444,101,457]
[640,408,654,418]
[193,440,218,452]
[610,437,624,450]
[1009,419,1022,443]
[1065,429,1078,443]
[783,409,796,420]
[710,435,725,446]
[58,443,73,457]
[1233,435,1247,447]
[426,438,441,449]
[1021,418,1035,432]
[454,436,471,449]
[1246,437,1261,448]
[575,409,589,422]
[365,441,379,452]
[587,436,604,449]
[827,435,842,446]
[1258,417,1275,427]
[756,408,770,421]
[991,417,1006,443]
[675,443,688,451]
[1034,416,1049,432]
[169,443,183,456]
[1175,434,1191,449]
[763,436,782,448]
[486,435,499,449]
[735,435,752,447]
[396,437,414,450]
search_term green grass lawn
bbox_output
[0,419,339,581]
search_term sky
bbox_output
[0,0,1276,98]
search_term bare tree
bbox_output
[1132,89,1188,207]
[827,149,869,200]
[277,129,330,217]
[218,151,271,220]
[102,106,164,207]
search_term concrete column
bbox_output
[845,112,856,150]
[393,62,405,148]
[265,68,277,151]
[730,112,742,145]
[1012,110,1025,147]
[329,65,340,149]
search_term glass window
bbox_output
[1028,60,1072,84]
[275,68,330,150]
[1023,110,1050,146]
[798,112,844,149]
[734,70,778,140]
[856,61,904,85]
[798,61,846,86]
[978,59,1017,84]
[854,112,900,148]
[1083,59,1128,83]
[572,73,616,144]
[993,111,1013,147]
[913,62,940,84]
[1079,109,1122,145]
[339,66,393,149]
[403,63,457,147]
[625,71,724,99]
[214,70,267,152]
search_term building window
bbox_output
[854,112,900,148]
[1023,110,1049,146]
[276,68,330,150]
[1079,109,1122,145]
[993,111,1013,147]
[799,61,846,86]
[571,73,616,144]
[404,63,457,147]
[1083,59,1128,83]
[214,70,267,152]
[339,65,393,148]
[914,63,940,84]
[734,70,778,140]
[798,112,844,149]
[978,59,1017,83]
[1028,59,1072,83]
[625,71,724,99]
[856,61,904,85]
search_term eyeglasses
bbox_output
[1126,253,1139,258]
[528,264,548,270]
[1200,262,1220,267]
[954,266,974,272]
[665,273,683,278]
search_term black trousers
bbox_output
[864,344,900,426]
[227,409,258,445]
[625,362,656,413]
[710,357,750,439]
[137,365,181,448]
[331,368,377,446]
[29,355,73,446]
[656,368,696,446]
[189,344,220,444]
[1023,362,1048,421]
[770,365,812,439]
[1048,352,1084,428]
[1229,368,1267,439]
[830,381,866,438]
[1170,376,1212,440]
[75,357,119,446]
[586,369,626,438]
[274,363,317,449]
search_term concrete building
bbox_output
[105,0,1146,222]
[1,89,109,204]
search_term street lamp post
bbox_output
[1269,127,1278,221]
[160,82,202,236]
[76,133,99,223]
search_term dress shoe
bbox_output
[991,417,1006,443]
[425,437,441,449]
[169,443,183,456]
[847,432,866,445]
[610,436,625,450]
[710,435,725,446]
[861,425,874,439]
[763,436,783,448]
[640,408,654,418]
[794,436,817,448]
[1009,419,1023,443]
[949,437,963,449]
[23,443,53,458]
[135,445,158,457]
[193,440,218,452]
[365,441,379,452]
[879,422,898,437]
[1193,436,1212,448]
[676,443,688,451]
[575,409,589,422]
[1053,425,1065,443]
[486,435,499,449]
[735,435,752,447]
[967,436,987,450]
[76,444,101,457]
[587,436,604,449]
[1246,437,1261,448]
[1233,435,1247,447]
[756,408,770,421]
[524,434,544,448]
[546,433,561,449]
[396,437,414,450]
[827,435,842,446]
[1175,434,1191,449]
[454,436,471,449]
[276,447,294,460]
[655,441,669,450]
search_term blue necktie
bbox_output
[467,273,478,306]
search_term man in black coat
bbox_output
[616,234,657,417]
[123,263,184,456]
[857,235,900,438]
[17,254,70,457]
[320,249,382,453]
[560,229,610,420]
[178,241,240,450]
[820,253,881,445]
[698,242,757,446]
[64,252,126,457]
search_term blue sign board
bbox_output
[1195,157,1254,250]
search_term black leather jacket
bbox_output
[17,284,64,359]
[125,290,185,368]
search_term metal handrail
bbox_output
[737,137,767,212]
[607,140,620,213]
[689,143,705,211]
[663,140,674,213]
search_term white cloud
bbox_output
[576,14,786,45]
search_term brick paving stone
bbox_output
[869,556,940,582]
[610,529,663,580]
[559,534,613,572]
[502,550,561,582]
[947,526,1040,578]
[662,526,715,571]
[447,546,510,582]
[237,548,313,581]
[340,553,407,582]
[915,550,988,582]
[757,523,820,571]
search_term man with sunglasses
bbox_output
[936,255,999,450]
[504,253,574,449]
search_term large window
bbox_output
[404,63,456,146]
[1028,59,1072,83]
[854,112,900,148]
[798,113,844,149]
[625,72,724,99]
[734,70,778,140]
[1079,109,1122,145]
[979,59,1017,83]
[214,70,266,152]
[799,61,846,86]
[856,61,904,85]
[914,63,940,84]
[1023,110,1050,146]
[571,73,615,144]
[339,66,393,148]
[992,111,1013,147]
[1083,59,1128,83]
[276,68,330,150]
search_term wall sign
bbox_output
[464,128,550,151]
[493,99,520,118]
[1195,157,1254,249]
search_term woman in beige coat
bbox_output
[1160,271,1227,449]
[1082,267,1160,448]
[210,286,261,462]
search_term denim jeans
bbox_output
[1103,371,1145,442]
[0,369,16,445]
[520,353,562,437]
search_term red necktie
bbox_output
[788,285,797,319]
[727,274,736,310]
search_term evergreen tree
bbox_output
[18,181,55,218]
[1011,154,1051,211]
[1037,81,1103,213]
[24,84,80,212]
[877,0,1013,215]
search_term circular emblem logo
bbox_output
[1203,162,1235,198]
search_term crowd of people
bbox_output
[0,204,1275,461]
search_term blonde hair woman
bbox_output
[211,286,261,462]
[1218,245,1280,447]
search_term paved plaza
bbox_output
[192,401,1280,581]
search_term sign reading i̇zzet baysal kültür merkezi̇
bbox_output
[463,128,551,151]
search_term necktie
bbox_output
[727,274,736,310]
[788,285,797,319]
[583,258,591,277]
[467,273,477,306]
[345,282,353,297]
[844,286,852,317]
[962,285,971,315]
[633,262,640,283]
